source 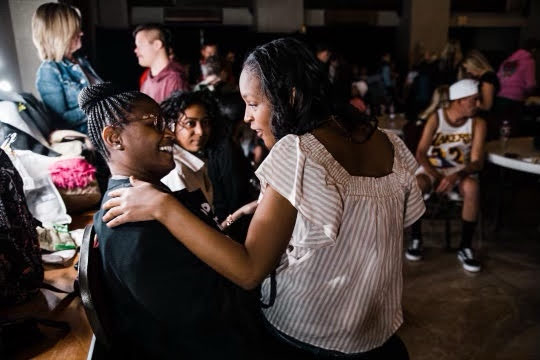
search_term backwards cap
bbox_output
[449,79,479,100]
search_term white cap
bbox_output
[449,79,479,100]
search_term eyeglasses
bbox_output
[140,113,174,132]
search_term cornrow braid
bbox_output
[78,82,151,158]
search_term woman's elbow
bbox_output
[239,280,259,291]
[237,274,263,290]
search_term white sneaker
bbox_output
[457,248,482,272]
[405,239,423,261]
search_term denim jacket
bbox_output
[36,56,102,133]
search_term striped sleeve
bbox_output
[255,135,343,245]
[403,168,425,228]
[386,132,425,227]
[255,135,304,207]
[388,132,419,175]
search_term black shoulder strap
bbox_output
[259,270,276,309]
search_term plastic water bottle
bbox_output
[500,120,511,148]
[388,103,396,129]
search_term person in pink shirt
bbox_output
[494,40,537,137]
[497,44,536,102]
[134,24,188,103]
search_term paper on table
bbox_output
[42,249,77,265]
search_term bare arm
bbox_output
[458,117,487,177]
[478,82,495,111]
[103,181,297,290]
[415,113,442,181]
[221,200,258,229]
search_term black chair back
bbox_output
[78,224,113,349]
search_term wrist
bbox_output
[225,214,236,227]
[154,192,173,222]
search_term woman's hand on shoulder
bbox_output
[102,177,171,227]
[220,200,259,229]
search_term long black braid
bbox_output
[78,82,152,158]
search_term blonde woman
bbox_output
[459,50,499,111]
[32,2,102,133]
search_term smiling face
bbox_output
[111,98,175,181]
[239,69,275,149]
[174,103,211,153]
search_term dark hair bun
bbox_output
[78,82,123,114]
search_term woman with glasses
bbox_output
[32,2,102,133]
[160,91,217,205]
[78,82,260,358]
[101,38,424,359]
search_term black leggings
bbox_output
[261,318,409,360]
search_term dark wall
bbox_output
[92,23,398,89]
[91,23,523,90]
[450,27,523,69]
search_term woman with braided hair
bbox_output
[79,82,260,359]
[102,38,424,359]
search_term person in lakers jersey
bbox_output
[406,79,487,272]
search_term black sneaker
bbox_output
[457,248,482,272]
[405,239,423,261]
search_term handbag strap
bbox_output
[259,270,276,309]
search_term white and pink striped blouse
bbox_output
[256,131,425,353]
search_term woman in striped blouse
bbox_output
[103,38,425,359]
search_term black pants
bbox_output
[261,318,409,360]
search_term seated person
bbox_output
[160,91,215,205]
[78,83,258,359]
[32,3,102,133]
[405,79,487,273]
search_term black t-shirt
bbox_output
[207,138,257,222]
[94,178,259,359]
[480,71,500,95]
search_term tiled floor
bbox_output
[399,166,540,360]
